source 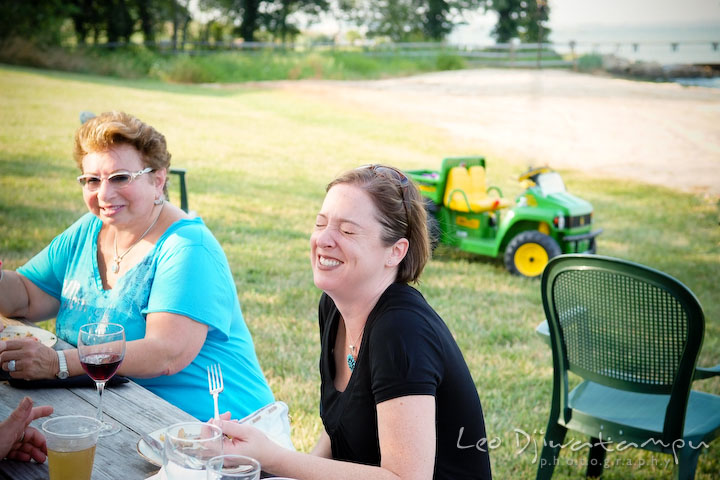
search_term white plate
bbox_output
[0,325,57,347]
[137,428,164,467]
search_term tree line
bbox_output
[0,0,551,48]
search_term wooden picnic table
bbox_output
[0,318,196,480]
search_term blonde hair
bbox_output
[327,166,431,283]
[74,111,171,195]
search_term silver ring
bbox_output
[7,360,16,372]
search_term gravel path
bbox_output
[272,69,720,196]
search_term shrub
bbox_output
[436,53,465,71]
[577,53,604,72]
[0,37,89,72]
[159,56,217,83]
[330,52,380,78]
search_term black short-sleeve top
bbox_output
[318,283,492,479]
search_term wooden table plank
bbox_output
[1,319,197,479]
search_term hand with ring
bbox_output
[0,396,54,462]
[0,339,58,380]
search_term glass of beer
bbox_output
[42,415,103,480]
[206,455,261,479]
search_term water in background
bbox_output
[450,21,719,64]
[449,21,720,87]
[549,22,720,66]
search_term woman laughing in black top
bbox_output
[214,165,492,480]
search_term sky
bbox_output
[447,0,720,46]
[306,0,720,41]
[453,0,720,36]
[547,0,720,27]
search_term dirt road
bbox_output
[273,69,720,196]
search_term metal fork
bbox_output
[207,363,224,421]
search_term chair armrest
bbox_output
[447,189,472,211]
[693,364,720,381]
[487,185,504,197]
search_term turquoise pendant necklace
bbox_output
[345,324,364,372]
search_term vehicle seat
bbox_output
[444,166,511,213]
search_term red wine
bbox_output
[80,353,123,381]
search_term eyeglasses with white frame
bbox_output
[77,167,154,192]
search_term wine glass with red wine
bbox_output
[78,322,126,437]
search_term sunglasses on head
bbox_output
[358,164,411,224]
[77,167,153,192]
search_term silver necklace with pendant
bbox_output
[111,201,164,274]
[346,323,364,372]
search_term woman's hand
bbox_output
[210,412,279,466]
[0,339,58,380]
[0,396,54,462]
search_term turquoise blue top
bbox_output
[19,213,274,420]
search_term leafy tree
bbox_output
[203,0,328,43]
[135,0,156,43]
[488,0,550,43]
[522,0,550,43]
[0,0,71,44]
[360,0,422,41]
[423,0,484,41]
[343,0,483,42]
[69,0,102,45]
[106,0,134,44]
[240,0,260,41]
[259,0,329,43]
[201,0,260,42]
[170,0,193,50]
[67,0,178,46]
[488,0,523,43]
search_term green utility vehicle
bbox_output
[406,157,602,277]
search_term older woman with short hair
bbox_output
[215,165,492,479]
[0,111,273,420]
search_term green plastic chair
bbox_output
[537,254,720,479]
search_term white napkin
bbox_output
[146,465,207,480]
[238,401,295,451]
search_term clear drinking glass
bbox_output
[42,415,103,480]
[163,422,223,480]
[77,322,126,436]
[206,455,261,480]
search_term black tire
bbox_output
[504,231,562,278]
[424,198,441,252]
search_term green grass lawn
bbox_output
[1,64,718,478]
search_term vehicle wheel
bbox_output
[504,231,562,278]
[424,199,441,252]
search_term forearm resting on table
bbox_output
[64,333,205,379]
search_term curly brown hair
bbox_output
[74,111,171,196]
